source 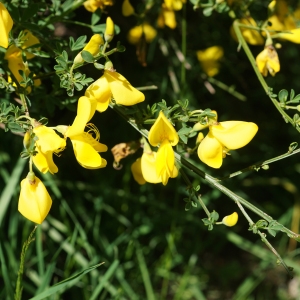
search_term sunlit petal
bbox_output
[85,75,111,112]
[104,70,145,106]
[198,131,223,168]
[66,96,97,137]
[131,158,146,185]
[212,121,258,150]
[70,135,104,169]
[148,111,179,146]
[18,176,52,224]
[141,152,162,184]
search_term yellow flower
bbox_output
[148,111,179,185]
[127,23,157,45]
[131,158,146,185]
[5,30,40,60]
[222,212,238,227]
[6,56,41,93]
[18,173,52,224]
[0,3,13,49]
[85,70,145,108]
[74,34,104,65]
[164,0,186,11]
[196,46,224,77]
[122,0,135,17]
[198,121,258,168]
[140,151,178,184]
[231,18,264,45]
[83,0,113,12]
[65,97,107,169]
[32,125,66,174]
[256,45,280,77]
[157,4,177,29]
[105,17,114,42]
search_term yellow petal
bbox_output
[34,125,66,153]
[164,0,185,10]
[104,70,145,106]
[279,28,300,44]
[141,152,162,184]
[211,121,258,150]
[131,158,146,185]
[66,96,97,137]
[148,111,179,146]
[197,131,223,168]
[70,135,104,169]
[7,56,25,83]
[83,34,103,55]
[127,23,157,44]
[85,75,111,112]
[105,17,114,42]
[231,18,264,45]
[122,0,135,16]
[222,212,238,227]
[18,176,52,224]
[21,30,40,60]
[0,3,13,48]
[156,140,174,178]
[158,5,177,29]
[32,147,59,174]
[256,46,280,77]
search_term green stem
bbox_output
[234,200,292,277]
[233,20,300,133]
[220,147,300,180]
[15,226,37,300]
[179,168,210,217]
[207,77,246,101]
[19,94,29,116]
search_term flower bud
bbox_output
[104,60,115,71]
[74,34,104,65]
[18,174,52,224]
[122,0,135,17]
[23,131,31,149]
[105,17,114,42]
[222,212,238,227]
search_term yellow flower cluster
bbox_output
[15,18,149,224]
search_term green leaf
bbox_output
[185,202,191,211]
[290,89,295,100]
[7,122,23,132]
[203,7,214,17]
[256,220,268,228]
[81,50,94,63]
[30,263,105,300]
[91,8,102,25]
[267,229,277,237]
[94,63,104,70]
[62,50,68,62]
[289,94,300,103]
[278,89,288,103]
[210,210,219,222]
[70,35,87,51]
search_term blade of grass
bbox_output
[0,157,26,227]
[0,243,14,300]
[29,262,105,300]
[136,243,156,300]
[90,260,120,300]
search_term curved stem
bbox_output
[233,20,300,133]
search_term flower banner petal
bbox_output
[212,121,258,150]
[104,71,145,106]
